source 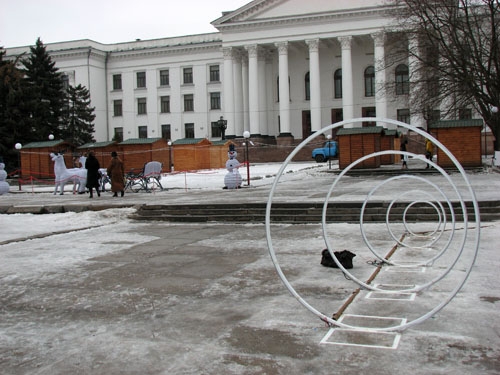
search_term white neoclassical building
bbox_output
[6,0,436,144]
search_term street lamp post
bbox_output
[243,131,250,186]
[327,134,332,170]
[15,143,22,191]
[218,116,227,140]
[243,141,247,167]
[491,106,499,166]
[167,140,174,172]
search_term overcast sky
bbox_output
[1,0,250,48]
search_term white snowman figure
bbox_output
[0,159,10,195]
[223,144,242,189]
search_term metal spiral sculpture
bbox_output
[266,118,480,332]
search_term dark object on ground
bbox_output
[321,249,356,269]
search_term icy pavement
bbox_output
[1,162,500,374]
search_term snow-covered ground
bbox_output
[1,162,323,243]
[3,160,500,240]
[10,161,324,193]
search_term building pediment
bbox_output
[212,0,387,30]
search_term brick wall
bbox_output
[79,146,117,171]
[210,145,228,169]
[120,140,170,172]
[339,133,381,169]
[172,139,212,172]
[380,134,396,165]
[230,137,321,164]
[20,143,74,179]
[433,127,482,168]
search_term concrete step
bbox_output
[131,200,500,223]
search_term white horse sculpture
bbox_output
[75,155,87,193]
[50,153,87,195]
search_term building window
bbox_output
[61,75,69,91]
[428,78,440,98]
[395,64,409,95]
[362,107,376,126]
[138,126,148,138]
[138,98,147,115]
[211,121,222,138]
[160,69,169,86]
[210,92,221,110]
[160,96,170,113]
[113,100,123,117]
[184,94,194,112]
[161,124,171,140]
[397,108,410,124]
[183,67,193,84]
[334,69,342,99]
[185,123,194,138]
[113,74,122,90]
[332,108,343,123]
[277,77,280,102]
[426,109,441,125]
[137,71,146,88]
[114,127,123,142]
[364,66,375,97]
[209,65,220,82]
[305,72,310,101]
[459,108,472,120]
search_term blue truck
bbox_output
[312,141,338,162]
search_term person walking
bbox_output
[107,151,125,197]
[400,138,408,169]
[85,152,100,198]
[425,138,434,169]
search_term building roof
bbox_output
[22,140,67,149]
[211,140,230,146]
[172,138,209,145]
[5,33,222,56]
[429,119,483,129]
[336,126,385,136]
[78,141,116,149]
[119,137,163,145]
[384,129,398,136]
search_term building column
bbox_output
[222,47,235,137]
[241,56,250,134]
[306,39,322,133]
[338,36,354,126]
[372,32,390,128]
[408,34,425,129]
[233,49,244,137]
[258,49,268,136]
[439,54,452,119]
[245,44,260,136]
[275,41,291,136]
[265,53,275,136]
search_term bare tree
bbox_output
[385,0,500,150]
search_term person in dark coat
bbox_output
[400,138,408,169]
[107,151,125,197]
[85,152,101,198]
